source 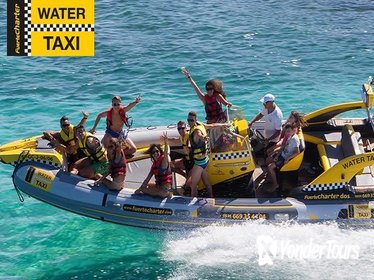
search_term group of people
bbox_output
[43,95,141,191]
[135,68,231,198]
[43,66,306,198]
[42,66,232,198]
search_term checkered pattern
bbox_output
[12,159,61,168]
[22,0,94,56]
[24,0,32,55]
[303,183,347,192]
[212,151,251,161]
[29,24,95,32]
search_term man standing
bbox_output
[248,93,283,152]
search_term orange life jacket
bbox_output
[106,107,129,129]
[110,148,127,177]
[152,155,172,186]
[204,92,226,122]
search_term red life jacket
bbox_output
[110,148,127,177]
[204,92,226,123]
[106,107,129,129]
[152,155,172,186]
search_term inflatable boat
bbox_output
[2,78,374,230]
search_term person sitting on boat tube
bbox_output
[95,138,127,191]
[70,125,109,180]
[43,113,88,168]
[186,111,231,198]
[267,123,300,191]
[248,93,283,154]
[134,132,172,198]
[89,95,140,155]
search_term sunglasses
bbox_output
[187,118,195,123]
[151,150,160,155]
[206,87,213,92]
[112,103,121,107]
[177,127,186,131]
[62,124,70,127]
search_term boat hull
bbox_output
[12,162,374,230]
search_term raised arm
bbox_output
[160,132,171,170]
[77,111,89,127]
[89,111,107,134]
[181,67,206,104]
[123,95,141,112]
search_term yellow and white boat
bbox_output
[2,78,374,230]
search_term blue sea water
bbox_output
[1,0,374,278]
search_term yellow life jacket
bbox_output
[78,132,107,162]
[189,122,208,160]
[180,133,190,160]
[59,124,77,154]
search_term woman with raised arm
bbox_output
[181,67,232,124]
[134,132,172,198]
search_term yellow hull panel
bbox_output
[198,148,255,190]
[0,136,39,153]
[0,136,62,166]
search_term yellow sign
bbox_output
[25,166,55,192]
[7,0,94,56]
[31,0,94,25]
[348,204,372,219]
[31,31,94,56]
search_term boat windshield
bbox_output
[227,105,246,122]
[209,106,250,153]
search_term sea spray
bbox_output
[163,221,374,279]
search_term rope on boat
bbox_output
[11,150,30,202]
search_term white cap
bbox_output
[260,93,275,103]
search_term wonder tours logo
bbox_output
[256,235,360,266]
[7,0,94,56]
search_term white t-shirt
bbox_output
[281,134,300,160]
[261,105,283,142]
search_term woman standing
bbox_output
[181,67,232,123]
